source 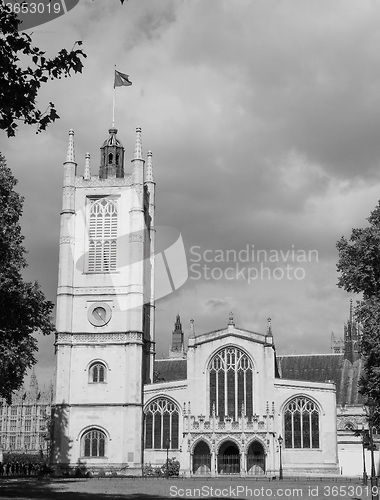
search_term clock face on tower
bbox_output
[88,302,112,327]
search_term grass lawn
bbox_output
[0,476,373,500]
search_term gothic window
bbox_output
[10,435,16,449]
[24,435,30,449]
[209,347,253,420]
[89,362,106,383]
[25,420,31,432]
[284,397,319,449]
[88,198,118,273]
[82,429,106,457]
[144,398,180,450]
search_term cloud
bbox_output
[2,0,380,384]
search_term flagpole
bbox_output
[112,85,115,128]
[112,65,116,128]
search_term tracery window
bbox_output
[88,198,118,273]
[82,429,106,457]
[144,398,179,450]
[284,397,319,449]
[209,347,253,420]
[89,363,106,383]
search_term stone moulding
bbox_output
[75,176,132,188]
[56,332,143,344]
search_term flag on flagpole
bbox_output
[114,70,132,87]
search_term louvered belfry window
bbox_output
[209,347,253,421]
[88,198,118,272]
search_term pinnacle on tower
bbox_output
[146,150,154,182]
[267,317,273,336]
[228,312,235,326]
[84,152,91,180]
[134,127,143,160]
[190,319,195,338]
[65,129,75,163]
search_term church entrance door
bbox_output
[217,441,240,474]
[193,441,211,475]
[246,441,265,475]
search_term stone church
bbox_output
[51,126,369,477]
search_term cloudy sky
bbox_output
[3,0,380,387]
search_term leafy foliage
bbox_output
[0,1,86,137]
[0,154,55,403]
[336,202,380,421]
[143,457,180,477]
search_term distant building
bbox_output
[0,371,53,457]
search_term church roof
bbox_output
[277,354,363,406]
[101,128,123,148]
[154,359,187,382]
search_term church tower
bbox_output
[343,299,360,363]
[52,127,155,474]
[169,314,185,358]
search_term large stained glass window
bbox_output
[284,397,319,449]
[209,347,253,420]
[144,398,180,450]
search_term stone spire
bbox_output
[65,129,75,163]
[84,152,91,180]
[30,368,38,389]
[29,368,38,397]
[349,298,353,323]
[344,299,360,363]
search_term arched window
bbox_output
[144,398,179,450]
[82,429,106,457]
[284,397,319,449]
[88,198,118,273]
[89,363,106,383]
[344,422,355,431]
[209,347,253,420]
